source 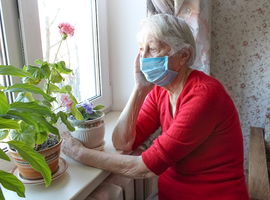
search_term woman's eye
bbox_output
[150,47,156,52]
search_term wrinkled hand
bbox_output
[61,131,84,161]
[134,52,155,93]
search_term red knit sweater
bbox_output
[132,70,249,200]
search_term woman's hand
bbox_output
[61,131,84,161]
[134,52,155,93]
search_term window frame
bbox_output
[17,0,112,112]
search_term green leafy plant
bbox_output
[0,22,83,149]
[0,90,51,199]
[0,22,82,199]
[63,97,105,127]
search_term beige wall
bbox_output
[211,0,270,176]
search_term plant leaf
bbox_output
[0,91,10,115]
[0,130,9,140]
[93,105,105,111]
[10,101,57,122]
[25,64,51,79]
[55,61,73,75]
[31,115,60,140]
[0,186,5,200]
[41,100,53,109]
[59,85,70,93]
[0,65,32,78]
[7,140,52,187]
[5,83,56,102]
[9,121,36,147]
[51,68,63,83]
[70,103,84,120]
[57,111,75,132]
[35,59,43,65]
[0,149,10,161]
[0,118,20,130]
[87,112,101,120]
[49,84,60,93]
[3,110,38,128]
[0,170,25,197]
[0,85,6,90]
[36,131,49,145]
[22,76,42,85]
[14,92,35,102]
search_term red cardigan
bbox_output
[132,70,249,200]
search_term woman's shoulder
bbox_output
[185,70,225,92]
[182,70,231,102]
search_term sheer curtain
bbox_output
[147,0,211,75]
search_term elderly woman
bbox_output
[61,14,249,199]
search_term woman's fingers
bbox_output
[134,52,141,73]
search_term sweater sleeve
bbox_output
[142,83,223,175]
[132,86,161,150]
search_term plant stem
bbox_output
[45,39,63,95]
[54,39,63,63]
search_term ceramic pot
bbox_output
[70,112,105,149]
[9,139,62,180]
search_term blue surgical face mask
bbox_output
[140,56,178,87]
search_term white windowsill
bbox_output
[1,111,122,200]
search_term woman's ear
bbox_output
[179,49,191,66]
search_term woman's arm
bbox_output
[61,131,157,179]
[112,53,154,151]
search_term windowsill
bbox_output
[1,111,122,200]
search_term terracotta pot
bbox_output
[70,112,105,149]
[9,139,62,180]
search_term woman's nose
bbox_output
[141,51,149,58]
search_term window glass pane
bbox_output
[37,0,100,104]
[0,11,8,148]
[0,12,6,86]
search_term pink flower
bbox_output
[58,23,75,39]
[240,83,245,88]
[60,94,74,110]
[65,99,74,110]
[60,94,69,104]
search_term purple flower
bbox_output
[85,106,93,114]
[82,101,93,114]
[69,115,75,120]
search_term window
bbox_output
[0,0,111,148]
[0,0,24,149]
[18,0,111,110]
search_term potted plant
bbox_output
[0,23,83,182]
[0,88,52,199]
[62,98,105,149]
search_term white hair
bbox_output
[137,14,196,67]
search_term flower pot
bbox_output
[70,112,105,149]
[9,139,62,180]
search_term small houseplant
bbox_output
[0,88,52,199]
[0,22,83,189]
[61,96,105,149]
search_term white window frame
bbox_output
[17,0,112,112]
[0,0,24,85]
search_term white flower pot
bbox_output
[70,112,105,150]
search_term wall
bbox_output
[211,0,270,175]
[107,0,146,111]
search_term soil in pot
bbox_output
[34,134,59,151]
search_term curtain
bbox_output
[146,0,211,75]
